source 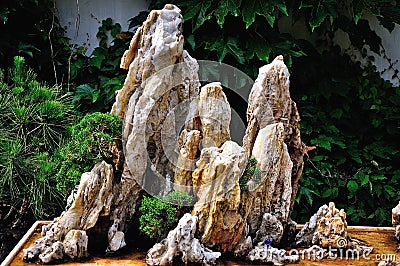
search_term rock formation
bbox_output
[146,213,221,265]
[296,202,372,253]
[191,140,247,251]
[23,4,200,263]
[23,4,306,265]
[173,82,232,193]
[237,56,305,250]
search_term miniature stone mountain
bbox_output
[21,4,368,266]
[295,202,372,256]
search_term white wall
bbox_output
[367,15,400,87]
[333,14,400,87]
[56,0,149,54]
[56,1,399,86]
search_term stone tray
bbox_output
[2,222,399,266]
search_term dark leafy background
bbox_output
[0,0,399,231]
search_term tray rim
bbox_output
[1,221,395,266]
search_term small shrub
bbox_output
[139,195,178,240]
[139,191,194,240]
[55,112,123,194]
[164,191,194,206]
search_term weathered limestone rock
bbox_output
[192,141,248,251]
[23,161,113,262]
[146,213,221,266]
[247,243,299,265]
[234,235,253,257]
[63,230,88,259]
[107,2,200,253]
[173,129,201,192]
[254,212,284,246]
[38,242,65,264]
[240,56,304,249]
[24,4,200,263]
[312,202,349,249]
[247,123,292,237]
[196,82,231,148]
[296,202,372,253]
[173,82,231,192]
[295,203,332,247]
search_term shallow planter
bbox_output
[2,222,399,266]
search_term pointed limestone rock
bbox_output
[23,161,113,262]
[192,141,248,251]
[173,82,231,192]
[23,4,200,262]
[241,56,304,244]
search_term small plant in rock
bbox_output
[239,158,261,191]
[164,191,194,206]
[139,191,194,240]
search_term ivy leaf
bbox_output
[183,0,213,31]
[247,35,271,62]
[0,8,10,24]
[186,34,196,50]
[322,189,332,198]
[205,37,245,64]
[90,47,107,69]
[347,180,359,193]
[242,0,286,28]
[214,0,242,26]
[300,0,338,31]
[73,84,100,103]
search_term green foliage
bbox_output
[0,56,76,219]
[291,50,400,226]
[55,112,123,194]
[0,0,72,83]
[239,158,261,191]
[139,191,194,240]
[149,0,400,77]
[69,18,129,112]
[163,191,194,206]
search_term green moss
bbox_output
[239,158,261,191]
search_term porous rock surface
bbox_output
[296,202,372,253]
[23,4,200,263]
[146,213,221,265]
[23,4,307,265]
